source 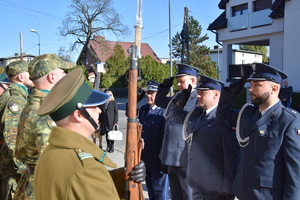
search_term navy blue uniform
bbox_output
[218,89,300,200]
[138,103,169,200]
[155,87,198,200]
[169,102,240,199]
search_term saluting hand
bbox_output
[160,77,174,88]
[227,75,247,94]
[177,84,192,107]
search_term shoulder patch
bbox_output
[8,103,20,114]
[77,152,94,161]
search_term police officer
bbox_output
[0,60,33,200]
[169,74,240,200]
[217,63,300,199]
[138,80,169,200]
[14,54,73,200]
[279,79,293,108]
[155,63,199,200]
[34,68,146,199]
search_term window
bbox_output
[253,0,272,12]
[232,3,248,17]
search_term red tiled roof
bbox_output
[89,37,161,63]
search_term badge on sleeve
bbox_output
[298,130,300,135]
[8,103,20,114]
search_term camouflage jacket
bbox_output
[15,88,54,166]
[0,87,11,141]
[0,83,28,154]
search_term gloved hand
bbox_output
[129,161,146,183]
[137,90,146,103]
[161,164,169,174]
[227,75,247,94]
[219,192,235,200]
[177,84,192,107]
[160,77,174,88]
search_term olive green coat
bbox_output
[34,126,126,200]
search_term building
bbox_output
[79,36,161,72]
[210,46,263,81]
[208,0,300,90]
[0,53,35,68]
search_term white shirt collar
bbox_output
[205,104,218,115]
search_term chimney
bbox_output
[214,45,219,49]
[15,53,19,56]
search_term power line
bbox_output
[143,22,182,40]
[0,0,63,20]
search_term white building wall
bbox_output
[283,0,300,92]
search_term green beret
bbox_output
[28,54,74,80]
[37,68,109,121]
[5,60,28,77]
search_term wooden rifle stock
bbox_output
[125,1,144,199]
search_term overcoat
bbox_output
[34,126,125,200]
[100,100,118,134]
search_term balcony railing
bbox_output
[228,9,273,31]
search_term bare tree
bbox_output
[59,0,130,65]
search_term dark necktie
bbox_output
[200,110,206,120]
[259,112,262,119]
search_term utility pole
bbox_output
[180,7,190,64]
[168,0,173,96]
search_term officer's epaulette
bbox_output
[75,149,117,168]
[283,107,299,117]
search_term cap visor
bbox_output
[247,77,267,81]
[82,90,110,107]
[0,77,10,83]
[195,87,211,90]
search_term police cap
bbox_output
[195,74,224,91]
[247,63,287,84]
[5,60,28,77]
[37,68,110,121]
[175,63,200,77]
[146,80,159,92]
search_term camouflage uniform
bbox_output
[0,61,29,200]
[14,89,53,200]
[14,54,73,200]
[0,83,28,200]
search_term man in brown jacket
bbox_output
[34,68,145,200]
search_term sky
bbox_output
[0,0,223,62]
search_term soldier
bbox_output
[0,60,33,200]
[169,75,240,200]
[34,68,145,199]
[14,54,73,200]
[154,63,199,200]
[0,67,9,198]
[217,63,300,199]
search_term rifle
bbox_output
[125,0,144,200]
